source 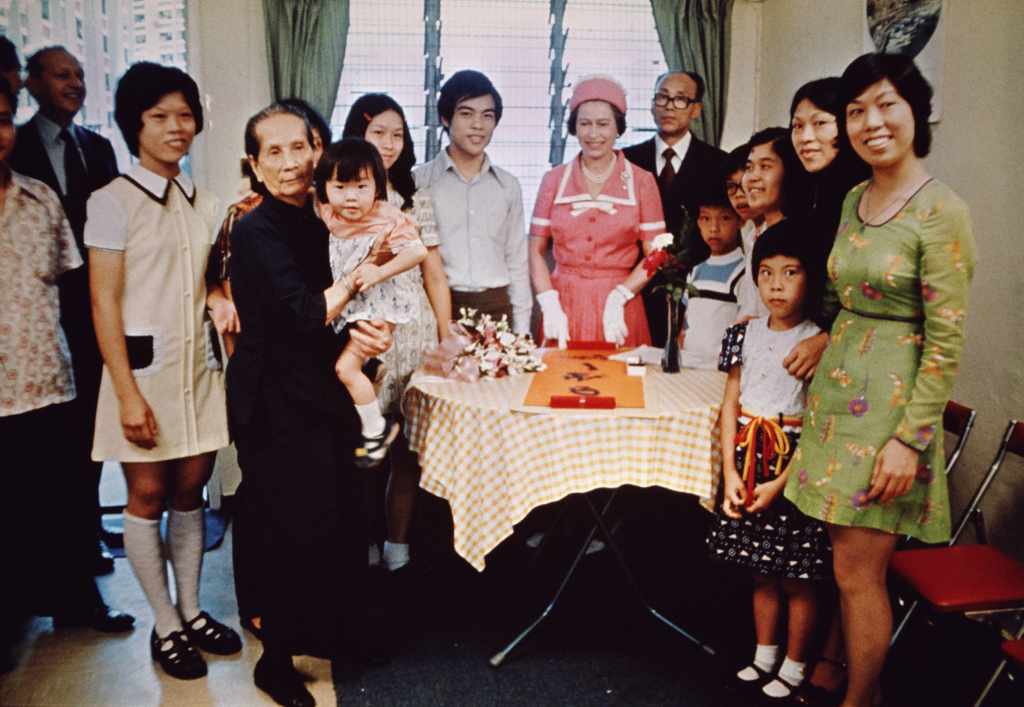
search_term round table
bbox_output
[403,365,725,571]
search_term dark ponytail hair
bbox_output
[342,93,417,210]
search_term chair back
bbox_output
[950,419,1023,545]
[943,400,977,477]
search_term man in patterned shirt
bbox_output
[0,74,132,659]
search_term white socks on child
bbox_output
[167,507,205,624]
[737,643,779,681]
[383,540,410,571]
[355,401,386,438]
[124,512,182,637]
[763,656,807,698]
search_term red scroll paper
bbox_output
[523,346,645,408]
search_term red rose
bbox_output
[643,249,669,276]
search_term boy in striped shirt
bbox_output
[680,185,745,368]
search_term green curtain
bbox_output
[649,0,733,147]
[263,0,350,122]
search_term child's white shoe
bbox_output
[736,664,772,683]
[762,676,800,699]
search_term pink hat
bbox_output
[569,75,627,114]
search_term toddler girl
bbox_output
[706,220,831,700]
[314,138,426,466]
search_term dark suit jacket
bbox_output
[623,135,725,347]
[623,135,725,241]
[11,116,118,243]
[10,116,119,394]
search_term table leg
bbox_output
[489,491,616,668]
[490,489,716,667]
[581,494,716,657]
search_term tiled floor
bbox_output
[0,528,338,707]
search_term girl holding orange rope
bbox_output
[707,219,833,701]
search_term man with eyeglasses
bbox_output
[624,70,725,347]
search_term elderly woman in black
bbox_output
[228,103,392,707]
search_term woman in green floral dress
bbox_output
[783,54,976,707]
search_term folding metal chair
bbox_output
[896,400,979,551]
[888,419,1024,706]
[973,625,1024,703]
[942,399,978,478]
[1001,637,1024,671]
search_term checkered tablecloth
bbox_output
[403,366,725,571]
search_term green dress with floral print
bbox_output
[783,179,976,543]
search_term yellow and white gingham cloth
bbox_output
[403,366,725,570]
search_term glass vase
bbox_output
[661,295,682,373]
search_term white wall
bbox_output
[190,0,272,206]
[754,0,1024,556]
[189,0,273,495]
[719,0,762,150]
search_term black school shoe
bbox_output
[184,611,243,655]
[150,629,207,680]
[354,419,401,469]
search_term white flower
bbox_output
[650,233,673,251]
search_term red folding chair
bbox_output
[896,400,978,551]
[1002,638,1024,670]
[987,635,1024,696]
[889,419,1024,706]
[942,400,978,478]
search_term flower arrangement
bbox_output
[424,307,546,381]
[641,207,697,302]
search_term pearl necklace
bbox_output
[581,156,617,184]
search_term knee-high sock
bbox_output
[123,512,181,636]
[167,507,204,623]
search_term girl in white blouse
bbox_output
[706,221,831,700]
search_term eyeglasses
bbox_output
[653,93,697,110]
[725,182,743,196]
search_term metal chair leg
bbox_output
[973,658,1009,707]
[974,620,1024,706]
[890,599,920,647]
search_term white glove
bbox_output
[536,289,570,349]
[602,284,633,345]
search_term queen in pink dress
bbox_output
[529,76,667,348]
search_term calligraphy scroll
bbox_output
[523,349,645,408]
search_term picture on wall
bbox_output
[863,0,945,121]
[867,0,942,56]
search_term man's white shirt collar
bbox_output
[655,131,692,174]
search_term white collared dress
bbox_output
[84,164,228,462]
